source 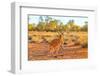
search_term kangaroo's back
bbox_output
[48,32,64,56]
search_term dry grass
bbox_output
[28,31,88,44]
[28,31,88,60]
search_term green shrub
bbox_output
[28,24,33,31]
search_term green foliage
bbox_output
[37,22,46,31]
[28,24,33,31]
[66,20,81,31]
[28,17,88,32]
[48,20,57,31]
[39,16,44,22]
[28,24,36,31]
[80,21,88,31]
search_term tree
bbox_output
[81,21,88,31]
[67,20,74,26]
[66,20,81,31]
[45,16,52,25]
[37,22,46,31]
[48,20,58,31]
[58,22,65,31]
[67,20,75,31]
[28,23,36,31]
[36,16,46,31]
[28,24,33,31]
[39,16,43,22]
[73,25,81,31]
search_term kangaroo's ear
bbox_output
[61,31,64,35]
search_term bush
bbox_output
[81,42,88,48]
[28,24,33,31]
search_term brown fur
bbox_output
[48,34,64,56]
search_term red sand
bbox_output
[28,43,88,60]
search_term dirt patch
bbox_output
[28,43,88,60]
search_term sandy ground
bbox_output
[28,42,88,60]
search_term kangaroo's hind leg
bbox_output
[48,47,54,56]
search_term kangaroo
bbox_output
[48,32,64,56]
